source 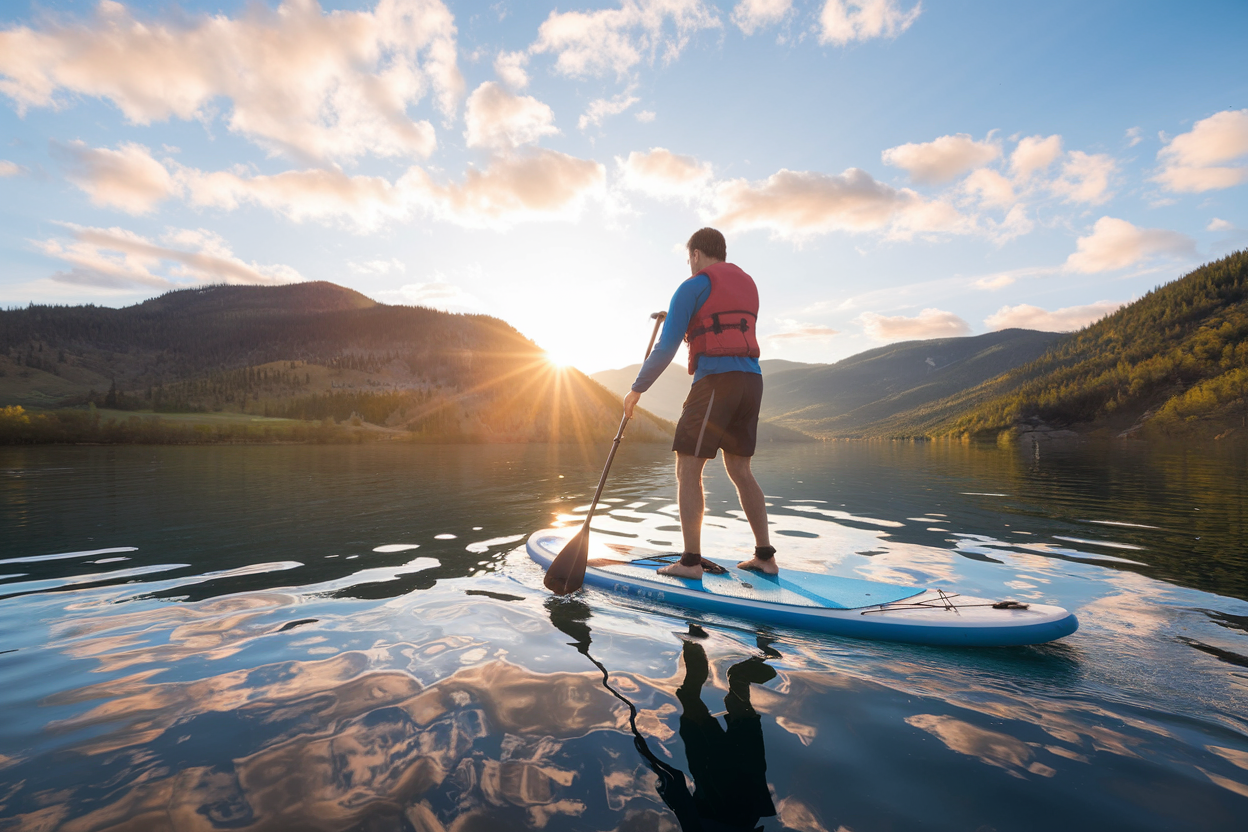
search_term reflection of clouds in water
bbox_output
[774,716,818,746]
[1197,768,1248,799]
[786,504,904,528]
[775,795,833,832]
[848,541,960,585]
[745,668,1170,784]
[602,765,663,811]
[18,658,631,831]
[906,714,1056,778]
[1074,569,1175,643]
[54,592,301,672]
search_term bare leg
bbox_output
[658,453,708,579]
[724,452,777,574]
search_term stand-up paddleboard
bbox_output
[529,529,1078,647]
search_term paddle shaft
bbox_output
[544,311,665,594]
[576,311,666,534]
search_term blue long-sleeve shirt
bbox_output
[631,273,762,393]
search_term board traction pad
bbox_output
[580,540,923,610]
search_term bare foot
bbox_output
[657,562,703,579]
[736,557,778,575]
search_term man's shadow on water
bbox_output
[547,599,778,832]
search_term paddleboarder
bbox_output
[623,228,778,579]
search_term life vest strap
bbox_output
[689,310,755,338]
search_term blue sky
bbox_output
[1,0,1246,372]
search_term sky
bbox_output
[0,0,1246,374]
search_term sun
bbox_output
[544,350,577,370]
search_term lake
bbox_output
[1,440,1247,831]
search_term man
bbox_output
[623,227,777,579]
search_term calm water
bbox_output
[1,440,1247,831]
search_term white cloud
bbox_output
[1155,109,1248,193]
[390,279,481,310]
[464,82,557,149]
[0,160,20,177]
[1050,151,1116,204]
[182,166,405,229]
[617,147,712,199]
[1125,127,1142,147]
[1207,218,1234,232]
[983,204,1033,244]
[404,149,606,227]
[1065,216,1196,273]
[985,300,1123,332]
[55,138,603,231]
[635,109,656,123]
[34,223,302,290]
[767,319,838,341]
[882,133,999,185]
[531,0,721,79]
[859,307,971,340]
[349,258,406,275]
[712,167,969,239]
[974,274,1015,290]
[189,151,604,229]
[0,0,462,163]
[732,0,792,36]
[818,0,921,46]
[962,168,1016,209]
[579,92,640,130]
[494,50,530,89]
[1010,134,1062,181]
[55,140,175,214]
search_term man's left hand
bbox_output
[623,390,641,418]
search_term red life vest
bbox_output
[684,262,761,374]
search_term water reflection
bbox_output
[675,642,777,830]
[3,442,1248,831]
[549,598,778,831]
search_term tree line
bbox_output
[940,250,1248,438]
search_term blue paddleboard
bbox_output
[529,529,1078,647]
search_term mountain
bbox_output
[761,330,1063,438]
[0,282,673,444]
[592,333,1061,439]
[931,250,1248,440]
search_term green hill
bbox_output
[934,250,1248,440]
[591,333,1059,440]
[760,329,1062,438]
[0,282,672,445]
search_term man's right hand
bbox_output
[623,390,641,419]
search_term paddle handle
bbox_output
[580,311,667,529]
[643,310,666,361]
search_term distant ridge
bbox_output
[0,281,673,444]
[137,280,378,315]
[590,358,819,444]
[591,331,1060,439]
[762,329,1062,438]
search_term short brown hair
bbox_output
[687,227,726,261]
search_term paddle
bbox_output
[544,310,667,595]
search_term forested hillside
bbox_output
[937,250,1248,440]
[0,282,672,444]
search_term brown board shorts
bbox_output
[673,371,764,459]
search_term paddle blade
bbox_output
[544,527,590,595]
